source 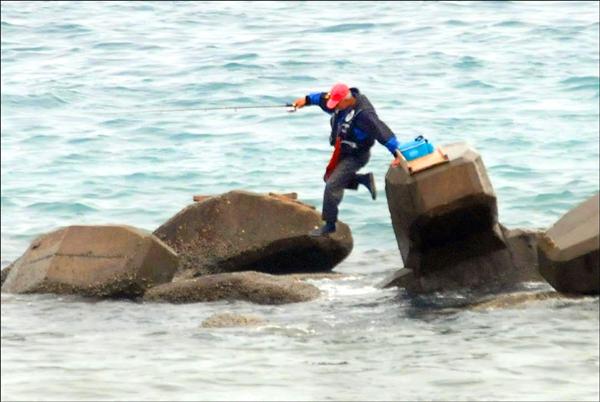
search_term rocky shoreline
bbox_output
[1,191,352,305]
[382,142,598,296]
[1,143,598,312]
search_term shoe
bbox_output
[309,222,336,237]
[362,172,376,200]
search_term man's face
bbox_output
[335,97,354,111]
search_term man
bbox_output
[292,83,405,237]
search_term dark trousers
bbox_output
[322,151,370,223]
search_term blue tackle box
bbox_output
[399,135,435,161]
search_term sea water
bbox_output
[1,1,599,400]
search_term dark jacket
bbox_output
[305,87,400,156]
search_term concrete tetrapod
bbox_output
[538,192,599,295]
[1,225,178,298]
[383,142,540,293]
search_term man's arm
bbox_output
[355,111,399,155]
[355,112,407,167]
[292,92,334,114]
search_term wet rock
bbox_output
[380,268,416,290]
[285,272,348,281]
[154,190,353,277]
[384,143,544,293]
[201,312,266,328]
[192,195,212,203]
[144,271,321,305]
[1,225,178,298]
[380,226,545,292]
[538,193,599,295]
[382,250,515,292]
[268,191,299,201]
[1,261,16,287]
[503,226,545,282]
[470,291,569,310]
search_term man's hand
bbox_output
[292,97,306,109]
[391,151,406,168]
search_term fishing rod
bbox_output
[1,103,299,119]
[118,103,297,114]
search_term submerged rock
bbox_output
[384,143,542,293]
[1,225,178,298]
[470,291,569,310]
[154,190,353,277]
[144,271,321,305]
[538,193,599,295]
[201,312,266,328]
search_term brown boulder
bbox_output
[1,225,178,298]
[154,190,353,277]
[143,271,320,305]
[538,193,599,295]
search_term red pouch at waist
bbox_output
[324,136,342,182]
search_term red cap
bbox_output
[326,83,350,109]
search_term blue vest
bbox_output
[329,95,374,155]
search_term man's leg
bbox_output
[310,153,369,236]
[356,172,377,200]
[340,153,375,199]
[323,154,370,222]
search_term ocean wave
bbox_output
[21,134,61,143]
[453,56,484,70]
[228,52,260,61]
[66,136,102,145]
[455,80,496,89]
[222,62,265,70]
[444,19,468,27]
[493,20,530,28]
[1,196,16,207]
[91,41,136,50]
[25,202,97,214]
[559,76,600,92]
[99,118,137,127]
[312,23,377,33]
[1,93,69,108]
[38,23,92,35]
[168,132,213,142]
